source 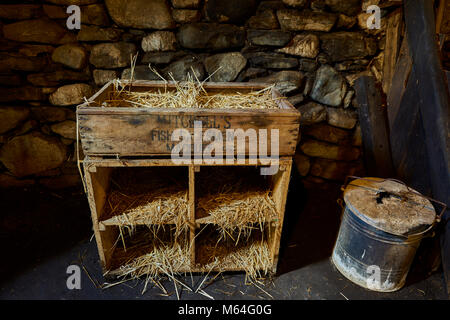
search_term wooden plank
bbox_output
[382,8,404,95]
[387,35,413,130]
[404,0,450,295]
[83,156,292,168]
[99,227,119,271]
[88,166,113,221]
[188,165,196,268]
[447,70,450,90]
[436,0,445,34]
[78,112,299,157]
[390,71,433,195]
[269,160,292,273]
[355,76,395,177]
[77,80,300,157]
[379,0,403,9]
[83,164,115,269]
[436,0,450,34]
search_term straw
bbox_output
[106,224,273,296]
[110,226,190,280]
[196,226,272,283]
[100,69,279,110]
[101,167,189,239]
[196,167,279,241]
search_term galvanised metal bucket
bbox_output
[331,177,444,292]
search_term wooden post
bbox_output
[382,8,404,95]
[403,0,450,295]
[354,76,395,177]
[387,35,413,130]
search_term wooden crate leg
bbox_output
[189,165,196,268]
[270,160,292,273]
[84,163,115,271]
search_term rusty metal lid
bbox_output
[343,177,436,236]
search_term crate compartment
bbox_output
[195,225,273,278]
[106,225,190,277]
[77,81,300,157]
[195,166,280,230]
[84,158,292,275]
[96,166,189,228]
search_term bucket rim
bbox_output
[342,177,440,237]
[344,200,435,239]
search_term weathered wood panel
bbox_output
[382,8,404,95]
[355,76,395,177]
[436,0,450,34]
[78,111,300,156]
[387,35,413,130]
[404,0,450,206]
[77,81,301,157]
[390,69,433,196]
[402,0,450,295]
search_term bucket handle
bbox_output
[341,176,447,225]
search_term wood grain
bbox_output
[382,8,403,95]
[355,76,395,177]
[77,81,301,157]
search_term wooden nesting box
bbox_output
[82,158,292,276]
[77,80,300,277]
[77,80,300,157]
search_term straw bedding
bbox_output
[102,76,280,110]
[196,167,279,240]
[108,226,190,280]
[104,167,276,293]
[108,225,271,283]
[196,226,272,282]
[101,167,189,238]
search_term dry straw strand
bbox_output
[102,67,279,110]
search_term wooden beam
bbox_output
[379,0,403,9]
[389,68,433,196]
[387,35,413,131]
[382,8,404,95]
[355,76,395,177]
[436,0,450,34]
[404,0,450,295]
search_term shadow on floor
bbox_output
[277,169,342,276]
[0,186,91,286]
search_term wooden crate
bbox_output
[82,157,292,276]
[77,81,300,157]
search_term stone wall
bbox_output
[0,0,391,189]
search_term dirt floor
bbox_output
[0,170,447,300]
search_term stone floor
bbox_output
[0,171,447,300]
